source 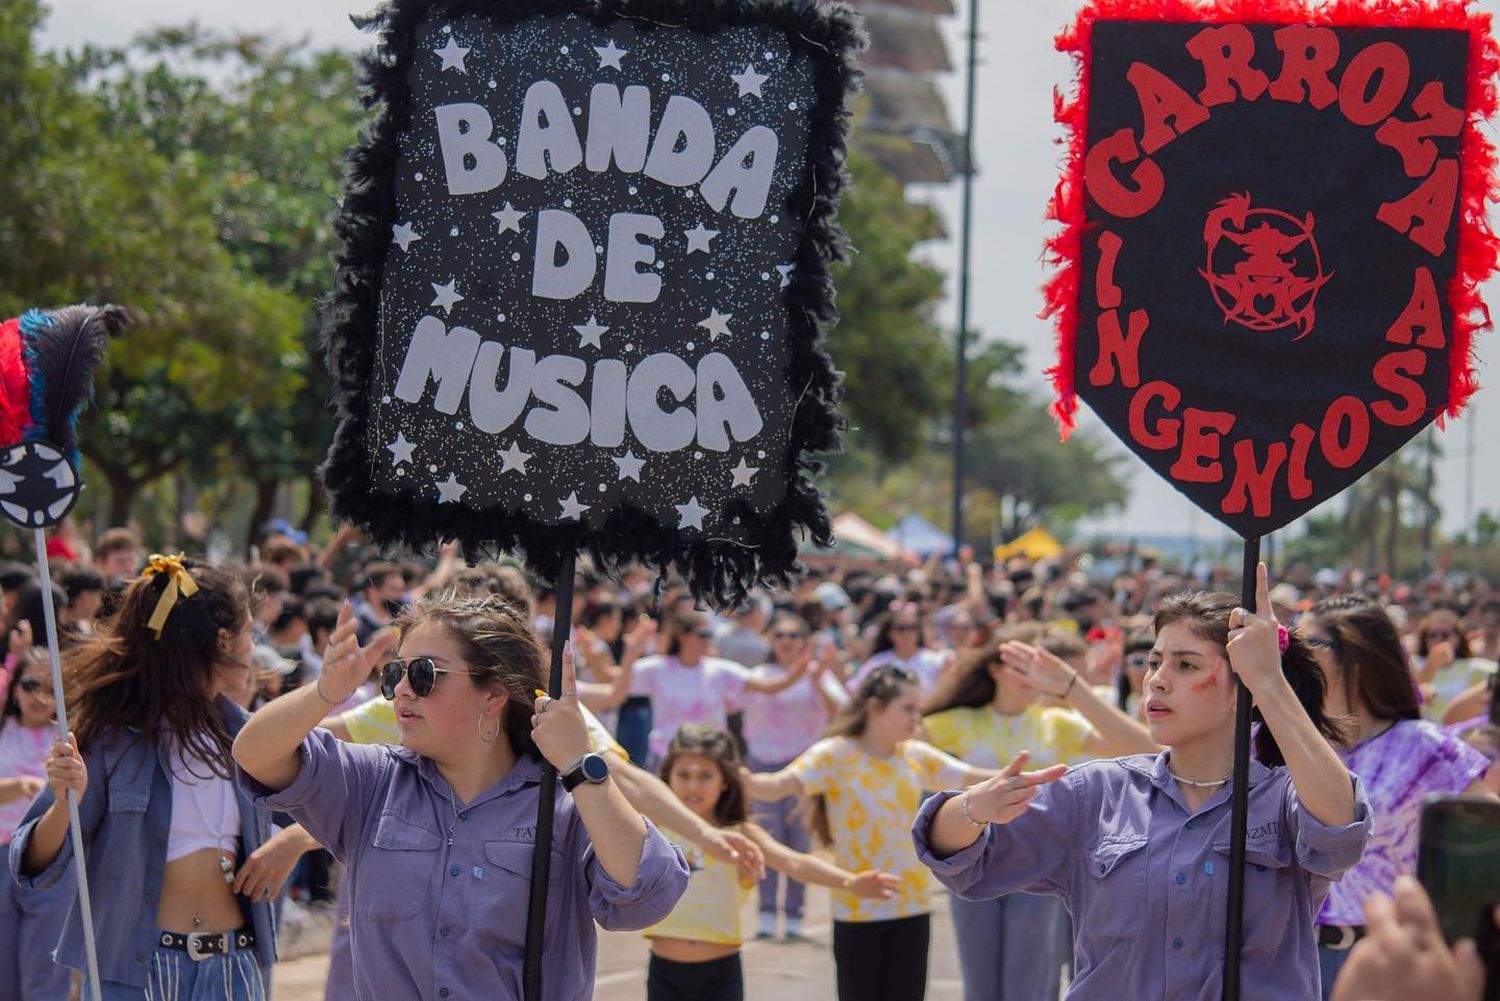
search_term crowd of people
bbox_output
[0,520,1496,1000]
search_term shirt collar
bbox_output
[408,747,545,809]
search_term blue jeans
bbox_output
[748,755,808,920]
[1318,943,1351,1000]
[99,938,268,1000]
[615,697,652,766]
[0,849,71,1001]
[948,892,1067,1001]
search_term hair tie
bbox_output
[1276,623,1290,655]
[143,553,199,640]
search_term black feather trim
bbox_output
[21,304,130,463]
[320,0,860,607]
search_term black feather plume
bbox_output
[19,304,130,462]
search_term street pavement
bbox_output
[270,885,966,1000]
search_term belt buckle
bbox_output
[185,933,216,963]
[1330,926,1357,951]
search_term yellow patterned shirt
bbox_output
[922,703,1094,769]
[788,737,969,922]
[645,826,754,946]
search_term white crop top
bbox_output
[166,751,241,863]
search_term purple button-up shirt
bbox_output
[239,728,688,1001]
[913,752,1372,1001]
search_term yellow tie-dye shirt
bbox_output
[788,737,969,922]
[922,704,1093,769]
[645,826,754,947]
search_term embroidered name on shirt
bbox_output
[509,826,537,840]
[1248,821,1281,841]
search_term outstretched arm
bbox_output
[744,823,899,899]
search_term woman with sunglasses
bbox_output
[740,613,848,940]
[233,593,689,1001]
[581,609,808,769]
[10,558,280,999]
[1300,596,1493,998]
[916,566,1372,1001]
[743,664,999,1001]
[0,649,69,1000]
[1413,610,1496,722]
[848,602,949,696]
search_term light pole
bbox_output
[950,0,979,557]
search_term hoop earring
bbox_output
[477,714,500,744]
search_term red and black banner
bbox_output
[1045,0,1500,538]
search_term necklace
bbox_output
[1168,770,1232,788]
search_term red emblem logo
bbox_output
[1198,193,1334,339]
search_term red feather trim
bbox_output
[1042,0,1500,439]
[0,318,31,448]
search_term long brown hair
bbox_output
[922,622,1045,716]
[395,592,546,759]
[658,724,748,827]
[1153,590,1343,767]
[869,601,924,657]
[1309,595,1420,726]
[69,559,250,778]
[807,665,918,846]
[664,610,709,658]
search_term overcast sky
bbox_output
[35,0,1500,548]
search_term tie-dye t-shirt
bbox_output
[1317,719,1489,926]
[628,655,749,762]
[787,736,970,922]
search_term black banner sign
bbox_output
[322,0,861,600]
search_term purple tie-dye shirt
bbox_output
[1317,719,1489,926]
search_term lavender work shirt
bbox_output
[238,728,688,1001]
[913,752,1372,1001]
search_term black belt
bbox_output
[158,928,255,962]
[1317,924,1365,951]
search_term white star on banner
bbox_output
[386,433,416,467]
[697,309,733,341]
[391,222,421,253]
[559,492,591,521]
[435,36,470,73]
[573,315,609,350]
[436,473,467,504]
[613,450,645,482]
[730,64,768,98]
[776,263,795,288]
[492,203,527,235]
[675,496,709,530]
[684,223,718,255]
[430,279,464,315]
[595,39,627,70]
[499,442,532,474]
[730,458,759,489]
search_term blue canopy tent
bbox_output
[887,513,953,558]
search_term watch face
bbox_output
[581,754,609,783]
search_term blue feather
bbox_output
[18,309,54,443]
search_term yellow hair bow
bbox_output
[143,553,199,640]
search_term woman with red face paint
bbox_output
[914,564,1373,1001]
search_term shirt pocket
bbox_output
[1083,835,1149,940]
[357,813,442,921]
[1210,840,1295,954]
[478,840,567,952]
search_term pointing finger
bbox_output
[1254,562,1273,622]
[560,641,577,701]
[1000,750,1032,778]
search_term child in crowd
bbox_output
[646,724,898,1001]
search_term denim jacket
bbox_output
[8,697,277,987]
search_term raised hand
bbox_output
[1000,641,1078,699]
[531,643,592,772]
[959,750,1068,827]
[318,601,397,705]
[8,620,32,655]
[624,617,657,655]
[1225,563,1283,699]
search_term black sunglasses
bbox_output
[381,657,472,699]
[772,631,807,641]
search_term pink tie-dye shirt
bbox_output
[1317,718,1489,926]
[628,655,749,762]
